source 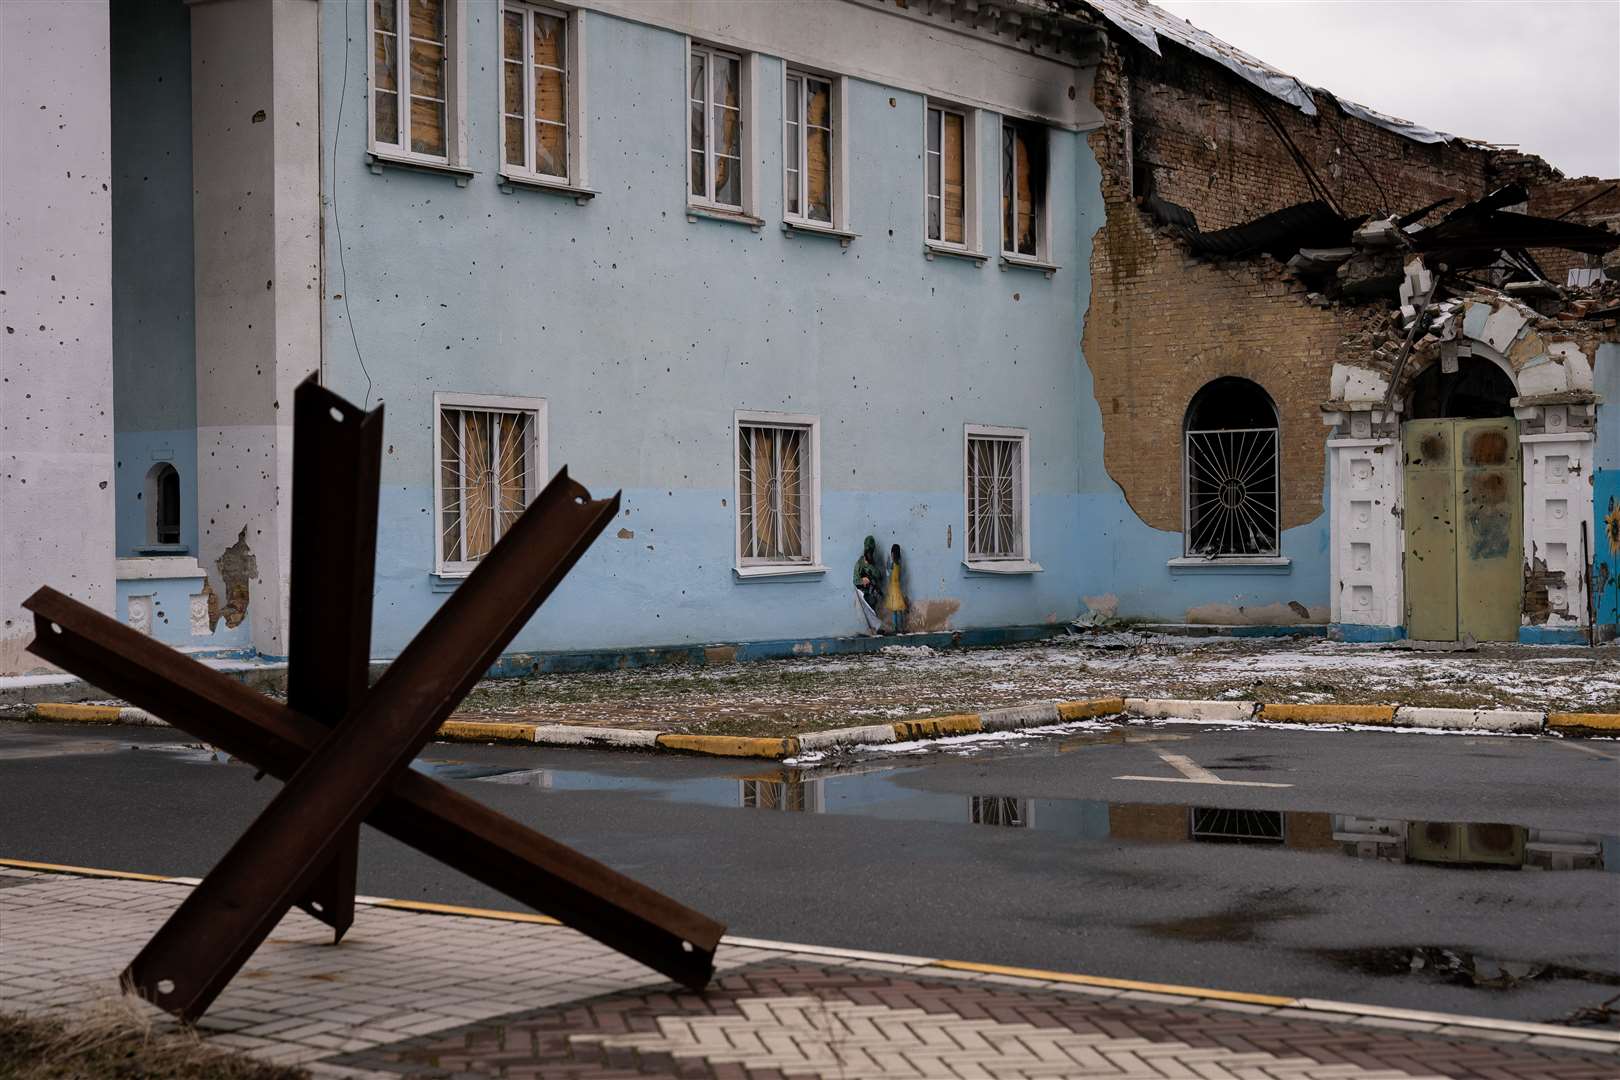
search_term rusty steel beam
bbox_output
[113,468,624,1019]
[286,378,385,942]
[24,587,722,1011]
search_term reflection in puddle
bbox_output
[454,761,1617,874]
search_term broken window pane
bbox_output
[1001,119,1045,256]
[943,111,964,245]
[803,76,832,223]
[784,76,801,216]
[373,2,400,145]
[501,7,521,62]
[712,55,741,207]
[409,0,442,41]
[375,0,397,34]
[689,50,706,198]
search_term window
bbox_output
[145,463,181,548]
[500,2,580,185]
[689,44,743,210]
[434,394,546,574]
[784,70,836,225]
[1001,118,1048,258]
[926,104,968,246]
[965,426,1030,565]
[1183,378,1279,557]
[371,0,462,164]
[734,412,821,573]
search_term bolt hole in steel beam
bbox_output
[22,377,724,1021]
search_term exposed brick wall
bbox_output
[1527,177,1620,282]
[1080,36,1537,534]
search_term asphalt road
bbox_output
[2,718,1617,1026]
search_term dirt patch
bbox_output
[450,634,1620,738]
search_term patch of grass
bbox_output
[0,1000,305,1080]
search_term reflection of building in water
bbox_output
[740,777,824,813]
[1333,816,1606,871]
[970,796,1031,828]
[1103,804,1338,849]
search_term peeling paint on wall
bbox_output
[206,527,256,631]
[1523,554,1567,625]
[907,597,961,633]
[1186,601,1328,626]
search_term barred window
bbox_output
[737,420,816,565]
[965,427,1029,563]
[500,2,572,183]
[1183,378,1279,557]
[435,395,545,574]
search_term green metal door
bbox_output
[1401,418,1522,641]
[1403,420,1458,641]
[1455,418,1522,641]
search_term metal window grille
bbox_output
[500,4,568,180]
[738,424,809,563]
[970,796,1029,827]
[438,406,534,568]
[690,46,742,209]
[1190,807,1284,844]
[967,435,1023,560]
[1183,426,1279,556]
[741,780,808,812]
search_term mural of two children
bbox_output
[853,536,907,635]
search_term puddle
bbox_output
[417,760,1620,875]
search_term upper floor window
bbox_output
[965,425,1030,566]
[371,0,462,165]
[434,393,547,575]
[689,44,743,211]
[500,2,580,186]
[784,70,836,226]
[926,104,968,247]
[145,463,182,548]
[1184,378,1279,558]
[1001,118,1048,259]
[735,412,821,574]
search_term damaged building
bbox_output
[2,0,1617,679]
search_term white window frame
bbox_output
[687,42,752,214]
[367,0,469,170]
[733,410,825,578]
[497,1,587,190]
[999,115,1051,263]
[782,68,849,232]
[433,392,548,577]
[963,424,1039,574]
[923,101,979,255]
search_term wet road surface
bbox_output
[1,719,1616,1027]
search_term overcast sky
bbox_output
[1151,0,1620,179]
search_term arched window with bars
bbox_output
[1183,377,1280,557]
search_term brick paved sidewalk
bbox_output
[2,865,1616,1079]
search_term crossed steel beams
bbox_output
[23,379,723,1022]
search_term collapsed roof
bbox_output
[1080,0,1492,149]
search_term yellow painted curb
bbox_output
[655,734,797,758]
[437,720,538,743]
[1547,711,1620,733]
[933,959,1295,1007]
[893,714,983,741]
[33,703,123,722]
[373,898,561,925]
[1257,703,1397,726]
[1057,698,1126,721]
[0,857,173,883]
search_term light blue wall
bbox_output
[321,7,1112,657]
[1595,342,1620,471]
[110,0,199,558]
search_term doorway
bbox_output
[1401,418,1522,641]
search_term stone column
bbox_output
[0,2,116,674]
[190,0,320,658]
[1518,403,1597,640]
[1323,399,1404,639]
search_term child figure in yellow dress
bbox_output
[883,543,907,634]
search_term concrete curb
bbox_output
[20,696,1617,759]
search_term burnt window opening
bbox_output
[1001,118,1048,258]
[145,462,182,548]
[1407,357,1515,420]
[1184,377,1280,558]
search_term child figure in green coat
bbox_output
[853,536,885,635]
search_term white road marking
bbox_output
[1114,746,1295,788]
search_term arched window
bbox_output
[1407,356,1515,420]
[1184,378,1279,557]
[145,463,181,547]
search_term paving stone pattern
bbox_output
[1,867,1615,1079]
